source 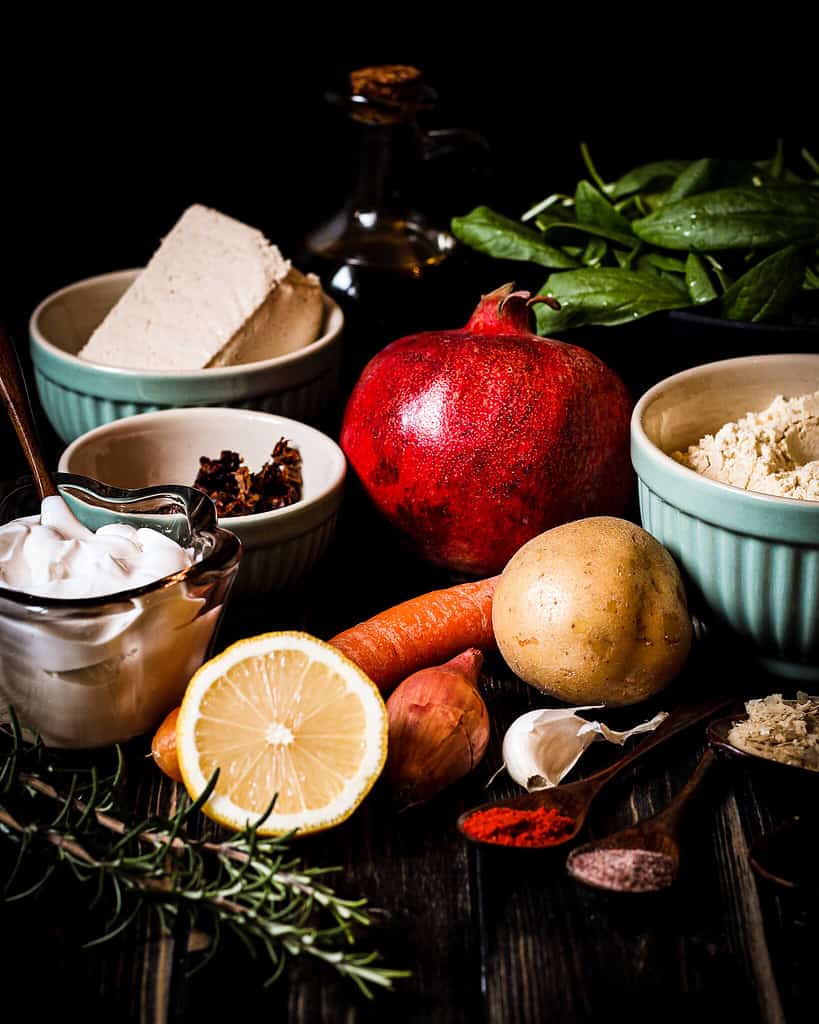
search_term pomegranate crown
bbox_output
[465,283,560,335]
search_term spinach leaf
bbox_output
[610,160,690,199]
[536,214,635,248]
[659,271,689,296]
[633,187,819,250]
[802,148,819,182]
[718,245,808,322]
[704,255,733,292]
[451,207,580,269]
[574,180,634,236]
[454,145,819,330]
[770,139,784,180]
[614,247,641,269]
[582,237,608,266]
[685,253,718,304]
[533,269,691,331]
[632,192,669,216]
[637,253,688,273]
[804,263,819,290]
[665,159,759,203]
[751,141,811,184]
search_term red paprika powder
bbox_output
[462,805,575,848]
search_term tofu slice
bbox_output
[79,204,324,371]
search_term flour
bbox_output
[672,390,819,500]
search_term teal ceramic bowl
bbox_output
[631,354,819,681]
[29,269,344,443]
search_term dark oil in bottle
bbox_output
[301,65,483,394]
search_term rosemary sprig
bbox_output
[0,712,408,998]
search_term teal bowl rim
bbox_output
[630,353,819,546]
[29,268,343,403]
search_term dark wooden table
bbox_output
[2,490,816,1024]
[1,270,815,1021]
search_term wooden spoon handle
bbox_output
[653,747,717,833]
[0,323,56,500]
[584,693,735,791]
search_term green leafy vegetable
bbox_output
[610,160,690,198]
[685,253,718,304]
[451,206,579,269]
[802,148,819,179]
[574,180,634,236]
[633,187,819,251]
[535,214,636,249]
[451,145,819,330]
[769,139,785,180]
[638,253,688,274]
[582,237,608,266]
[703,254,734,292]
[535,269,690,332]
[664,158,758,202]
[805,264,819,290]
[718,245,808,321]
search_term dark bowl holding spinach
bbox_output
[452,144,819,394]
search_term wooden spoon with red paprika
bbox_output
[457,694,734,850]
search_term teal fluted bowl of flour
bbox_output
[29,270,343,443]
[631,354,819,681]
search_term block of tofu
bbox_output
[78,205,325,371]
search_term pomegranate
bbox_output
[340,283,633,575]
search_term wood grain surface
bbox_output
[2,497,815,1024]
[2,74,817,1022]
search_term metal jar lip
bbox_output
[0,473,241,611]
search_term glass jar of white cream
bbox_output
[0,475,241,748]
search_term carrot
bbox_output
[151,707,183,782]
[329,576,499,694]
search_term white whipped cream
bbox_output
[0,496,193,599]
[0,497,229,748]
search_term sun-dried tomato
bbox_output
[193,439,303,517]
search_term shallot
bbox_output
[386,648,489,808]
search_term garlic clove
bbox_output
[501,707,599,790]
[500,707,668,792]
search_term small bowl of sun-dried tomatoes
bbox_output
[59,407,346,596]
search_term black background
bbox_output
[1,19,815,469]
[1,21,818,1020]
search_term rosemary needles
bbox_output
[0,712,408,998]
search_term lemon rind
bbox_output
[176,631,388,836]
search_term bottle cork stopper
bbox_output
[349,65,424,123]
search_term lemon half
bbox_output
[176,632,388,835]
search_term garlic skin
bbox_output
[501,707,668,791]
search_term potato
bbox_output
[492,517,692,706]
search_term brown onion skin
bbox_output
[386,648,489,808]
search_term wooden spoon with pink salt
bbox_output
[566,748,716,893]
